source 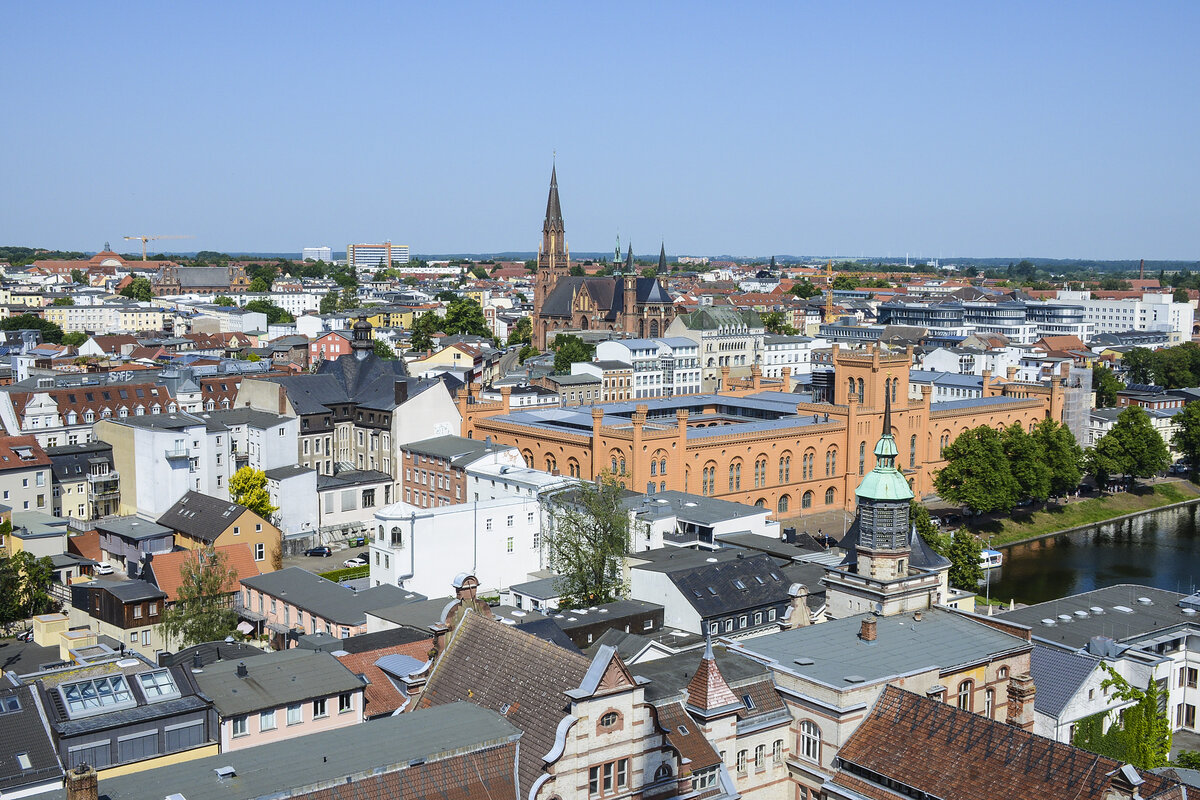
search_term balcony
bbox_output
[164,446,190,460]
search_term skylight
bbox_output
[61,675,134,716]
[138,669,179,700]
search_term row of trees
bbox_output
[1123,342,1200,389]
[934,419,1083,513]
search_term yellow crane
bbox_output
[122,235,194,261]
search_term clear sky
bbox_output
[2,2,1197,260]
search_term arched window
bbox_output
[611,457,619,474]
[847,376,855,400]
[654,763,672,780]
[522,449,534,467]
[651,461,657,476]
[825,487,835,505]
[802,450,815,480]
[619,457,626,475]
[660,481,665,492]
[856,377,864,400]
[778,452,791,483]
[702,462,716,496]
[859,441,866,475]
[892,377,898,402]
[649,319,660,337]
[567,459,580,478]
[728,461,741,491]
[778,494,790,513]
[984,688,995,718]
[755,498,766,508]
[545,455,556,473]
[647,481,656,494]
[390,526,402,547]
[754,744,766,769]
[802,491,813,509]
[755,455,767,488]
[957,681,973,711]
[659,458,667,475]
[377,525,383,540]
[825,448,837,476]
[799,721,821,762]
[910,434,917,469]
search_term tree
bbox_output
[569,265,585,276]
[159,547,239,648]
[338,286,358,311]
[1175,751,1200,769]
[120,277,152,301]
[1122,348,1156,385]
[947,530,983,590]
[51,297,74,306]
[1173,402,1200,480]
[319,290,339,315]
[518,344,538,364]
[910,500,946,553]
[1001,424,1051,502]
[507,316,532,346]
[12,551,54,620]
[435,290,458,302]
[1174,287,1190,304]
[244,300,294,325]
[0,314,65,345]
[934,427,1020,513]
[552,334,595,374]
[409,310,441,352]
[546,475,630,606]
[442,298,491,338]
[229,467,278,520]
[249,277,271,292]
[1092,363,1122,408]
[1072,663,1171,769]
[1102,406,1171,483]
[789,279,821,299]
[1033,418,1084,496]
[61,331,87,347]
[70,268,87,284]
[373,339,397,360]
[831,275,858,291]
[760,312,799,336]
[640,267,657,279]
[212,295,236,307]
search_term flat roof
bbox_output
[997,585,1192,651]
[731,608,1030,690]
[93,515,173,541]
[90,702,520,800]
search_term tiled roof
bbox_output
[1029,645,1101,718]
[147,544,262,603]
[193,649,364,716]
[157,491,254,544]
[684,641,739,714]
[0,684,61,792]
[335,637,433,718]
[0,435,50,472]
[418,610,591,794]
[656,702,721,772]
[831,685,1182,800]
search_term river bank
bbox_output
[964,480,1200,547]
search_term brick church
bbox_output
[531,166,676,349]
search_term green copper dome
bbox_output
[855,384,913,503]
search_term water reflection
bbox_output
[987,503,1200,605]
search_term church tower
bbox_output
[351,312,374,361]
[534,164,569,313]
[854,385,914,581]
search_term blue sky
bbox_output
[2,2,1197,260]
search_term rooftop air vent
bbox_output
[793,657,815,666]
[1057,614,1072,622]
[214,766,236,779]
[1041,619,1056,626]
[1074,610,1089,618]
[1113,605,1135,614]
[1090,606,1105,615]
[115,658,140,668]
[1138,597,1153,605]
[844,675,866,684]
[1184,608,1198,616]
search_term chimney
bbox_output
[394,380,409,406]
[66,765,98,800]
[913,610,922,622]
[785,584,810,629]
[859,616,877,642]
[192,651,203,671]
[236,661,248,678]
[1006,673,1036,730]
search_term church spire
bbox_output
[538,161,568,275]
[658,242,667,273]
[544,163,563,232]
[625,243,633,273]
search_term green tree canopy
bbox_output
[0,314,65,344]
[1173,402,1200,481]
[61,331,88,347]
[373,339,397,360]
[442,298,491,338]
[51,297,74,306]
[159,547,239,648]
[947,530,983,590]
[507,316,532,346]
[249,277,271,292]
[934,427,1020,513]
[1174,287,1190,303]
[212,295,236,306]
[1122,348,1156,385]
[518,344,538,364]
[789,279,822,299]
[1087,406,1171,486]
[319,290,339,315]
[1033,418,1084,496]
[70,268,87,284]
[552,334,595,374]
[409,310,442,352]
[229,467,278,520]
[1072,663,1171,769]
[244,299,294,325]
[760,312,798,336]
[120,277,153,301]
[831,275,858,291]
[1001,424,1051,502]
[1092,363,1122,407]
[546,475,630,606]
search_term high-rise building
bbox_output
[347,242,409,269]
[302,246,332,262]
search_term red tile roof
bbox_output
[67,530,102,562]
[684,644,738,713]
[0,435,50,472]
[148,544,262,602]
[335,638,434,718]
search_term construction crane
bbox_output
[824,259,835,323]
[122,235,194,261]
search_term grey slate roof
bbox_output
[45,441,114,482]
[655,552,791,618]
[540,276,672,319]
[94,516,173,542]
[1029,644,1100,718]
[315,468,392,491]
[240,567,422,626]
[0,684,61,793]
[732,607,1030,689]
[90,702,520,800]
[192,649,365,716]
[156,491,253,543]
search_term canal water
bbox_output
[985,502,1200,606]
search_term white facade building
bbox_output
[347,242,408,268]
[302,246,333,262]
[1055,291,1194,341]
[370,496,542,597]
[594,338,702,398]
[761,334,824,378]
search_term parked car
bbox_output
[94,562,114,575]
[343,557,366,568]
[304,546,333,558]
[354,551,370,563]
